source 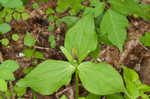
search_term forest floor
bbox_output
[0,0,150,99]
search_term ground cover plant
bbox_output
[0,0,150,99]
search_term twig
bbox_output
[56,84,82,99]
[0,52,3,63]
[34,46,50,50]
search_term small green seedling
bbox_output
[48,35,56,48]
[121,66,150,99]
[46,8,54,15]
[12,34,19,41]
[32,3,39,9]
[0,38,9,46]
[22,49,45,59]
[0,6,29,22]
[0,24,11,34]
[24,32,36,47]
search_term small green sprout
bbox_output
[12,34,19,41]
[0,38,9,46]
[32,3,39,9]
[48,35,56,48]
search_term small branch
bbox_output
[34,46,50,50]
[56,84,82,99]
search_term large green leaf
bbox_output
[1,0,22,8]
[0,60,19,72]
[17,60,75,95]
[0,60,19,81]
[100,9,129,51]
[65,14,97,63]
[0,24,11,34]
[0,69,15,80]
[108,0,150,21]
[106,93,124,99]
[86,93,100,99]
[0,0,8,4]
[78,62,125,95]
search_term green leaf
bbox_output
[23,66,34,74]
[0,60,19,81]
[140,32,150,47]
[12,34,19,41]
[138,84,150,92]
[121,66,140,83]
[56,0,84,15]
[13,12,21,21]
[60,46,75,64]
[15,6,24,12]
[0,60,19,72]
[48,15,54,23]
[48,35,56,48]
[0,24,11,34]
[48,25,55,32]
[122,66,140,99]
[5,15,12,22]
[0,38,9,46]
[108,0,150,21]
[22,49,35,59]
[56,0,72,13]
[100,9,129,51]
[79,97,86,99]
[23,49,44,59]
[69,0,84,15]
[33,51,45,59]
[86,93,101,99]
[106,93,124,99]
[56,16,79,28]
[83,2,105,18]
[141,94,149,99]
[24,32,36,47]
[90,44,100,59]
[0,69,15,80]
[22,13,29,20]
[46,8,54,15]
[14,86,26,96]
[0,0,8,4]
[60,95,68,99]
[17,60,75,95]
[0,79,7,92]
[32,3,39,9]
[89,0,100,7]
[65,14,97,63]
[1,0,23,8]
[78,62,125,95]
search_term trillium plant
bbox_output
[17,13,126,99]
[0,0,150,98]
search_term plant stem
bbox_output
[75,70,79,99]
[9,81,15,99]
